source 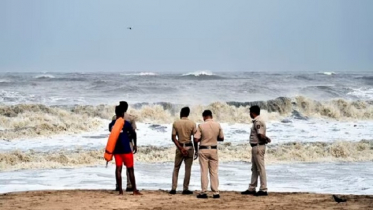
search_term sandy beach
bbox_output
[0,190,372,210]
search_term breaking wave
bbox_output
[355,76,373,81]
[319,72,336,76]
[1,97,373,140]
[33,75,87,82]
[181,71,224,80]
[34,74,55,79]
[348,88,373,100]
[120,72,157,76]
[1,140,372,171]
[182,71,214,77]
[0,79,11,84]
[0,104,104,140]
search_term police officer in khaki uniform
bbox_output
[194,110,224,199]
[241,105,271,196]
[169,107,197,195]
[112,101,138,192]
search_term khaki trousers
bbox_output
[249,145,267,192]
[172,148,194,191]
[199,149,219,194]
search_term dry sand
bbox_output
[0,190,372,210]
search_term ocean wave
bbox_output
[181,71,224,80]
[182,71,214,77]
[356,76,373,85]
[294,96,373,119]
[0,90,25,103]
[89,80,111,89]
[33,75,87,82]
[347,88,373,100]
[1,140,372,171]
[0,79,11,83]
[34,74,55,79]
[300,85,342,98]
[319,72,336,76]
[51,77,87,82]
[0,104,104,140]
[81,97,373,121]
[1,97,373,139]
[293,75,315,81]
[355,76,373,80]
[120,72,157,76]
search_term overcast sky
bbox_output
[0,0,372,73]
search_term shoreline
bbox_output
[2,162,373,195]
[1,190,372,210]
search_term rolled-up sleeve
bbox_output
[172,122,177,135]
[192,123,197,137]
[255,121,266,135]
[194,124,202,139]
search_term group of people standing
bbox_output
[109,101,271,198]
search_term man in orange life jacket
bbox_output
[112,101,138,192]
[109,105,141,195]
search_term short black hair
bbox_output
[115,105,125,117]
[202,110,213,117]
[180,107,190,117]
[250,105,260,115]
[119,101,128,112]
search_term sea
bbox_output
[0,70,373,194]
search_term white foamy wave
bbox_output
[139,72,157,76]
[0,104,104,140]
[182,71,214,77]
[319,72,336,76]
[293,96,373,119]
[347,88,373,100]
[0,90,25,103]
[34,74,55,79]
[0,79,11,83]
[120,72,157,76]
[2,97,373,140]
[1,140,372,171]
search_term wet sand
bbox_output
[0,190,372,210]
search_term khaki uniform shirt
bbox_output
[195,119,224,146]
[172,117,197,144]
[250,115,266,144]
[112,112,137,130]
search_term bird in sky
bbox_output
[127,27,132,30]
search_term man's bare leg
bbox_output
[115,171,120,191]
[116,166,123,195]
[127,167,142,195]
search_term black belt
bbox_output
[250,143,266,147]
[199,145,217,150]
[181,143,193,147]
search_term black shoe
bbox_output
[255,191,268,196]
[182,190,193,195]
[169,190,177,195]
[126,188,133,192]
[197,193,208,199]
[213,194,220,199]
[241,190,256,195]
